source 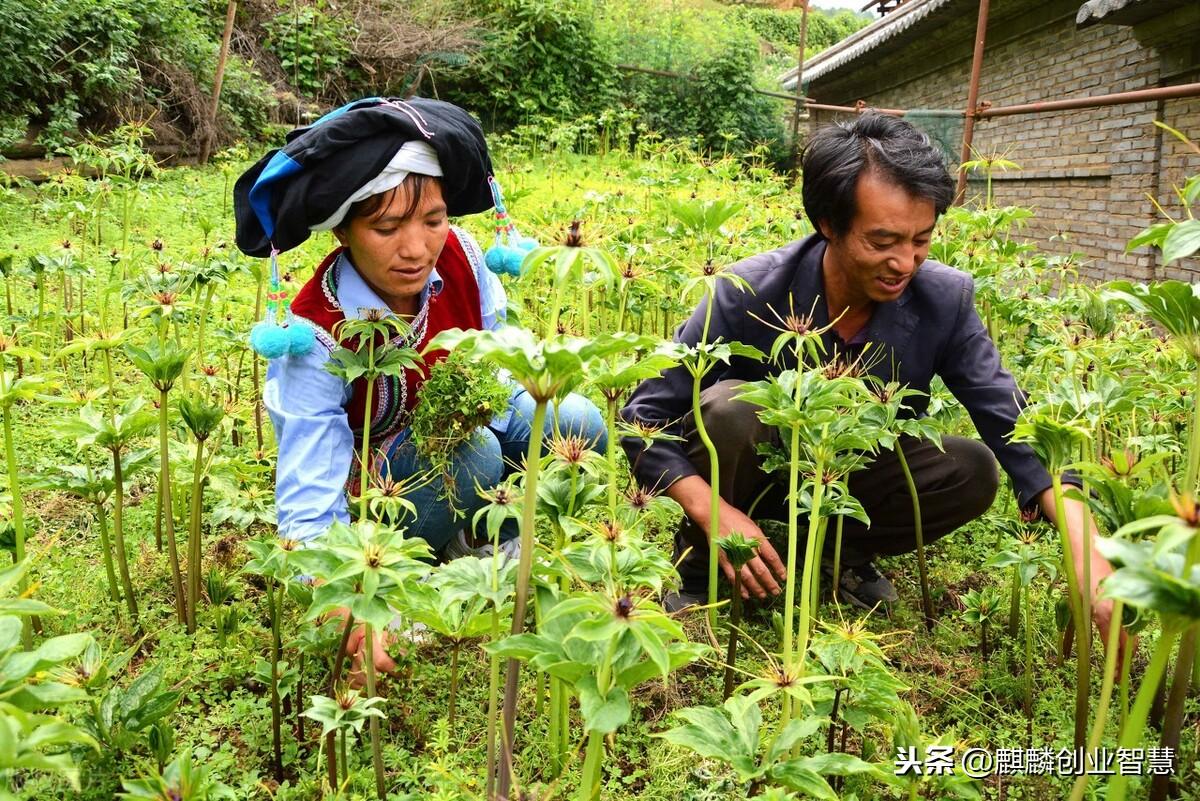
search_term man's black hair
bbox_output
[800,112,955,239]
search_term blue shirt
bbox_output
[265,226,507,542]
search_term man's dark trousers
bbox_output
[673,380,1001,594]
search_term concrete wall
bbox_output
[805,0,1200,282]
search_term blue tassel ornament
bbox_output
[484,176,538,277]
[285,318,315,355]
[249,247,307,360]
[250,321,291,359]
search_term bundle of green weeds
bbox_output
[410,350,511,510]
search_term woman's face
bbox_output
[334,177,449,316]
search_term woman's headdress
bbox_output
[234,97,529,359]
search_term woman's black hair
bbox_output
[338,173,444,228]
[800,112,954,239]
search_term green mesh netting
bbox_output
[904,110,964,169]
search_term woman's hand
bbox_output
[325,607,397,690]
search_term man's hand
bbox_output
[325,607,397,690]
[712,501,788,601]
[666,475,789,601]
[1037,488,1130,676]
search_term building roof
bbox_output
[1076,0,1189,27]
[780,0,954,90]
[782,0,1192,89]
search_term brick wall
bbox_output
[805,0,1200,281]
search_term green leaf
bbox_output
[577,677,630,734]
[768,763,838,800]
[1162,219,1200,265]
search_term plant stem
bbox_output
[325,730,338,794]
[1008,565,1021,640]
[606,397,619,518]
[364,622,386,799]
[896,441,933,629]
[449,642,460,727]
[1185,361,1200,495]
[795,455,826,679]
[252,269,265,451]
[160,389,185,626]
[269,581,283,783]
[324,616,354,792]
[93,500,121,610]
[110,448,138,621]
[1051,474,1088,748]
[185,435,205,634]
[578,729,605,801]
[498,399,549,800]
[780,422,803,731]
[2,401,31,647]
[831,515,843,604]
[1024,585,1034,746]
[1105,625,1181,801]
[1150,624,1196,801]
[358,337,376,520]
[723,570,742,701]
[1070,599,1123,801]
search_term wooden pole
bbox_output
[789,1,811,168]
[199,0,238,165]
[954,0,991,204]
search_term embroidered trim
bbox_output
[289,314,337,352]
[453,225,486,279]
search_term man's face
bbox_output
[820,170,937,308]
[334,178,449,315]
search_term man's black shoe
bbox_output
[662,588,707,613]
[822,560,899,610]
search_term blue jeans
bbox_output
[381,388,607,553]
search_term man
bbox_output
[620,113,1119,643]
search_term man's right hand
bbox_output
[666,475,789,602]
[708,500,788,601]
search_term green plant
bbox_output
[84,665,180,755]
[718,531,759,700]
[960,586,1003,658]
[126,340,190,624]
[656,694,884,797]
[119,748,235,800]
[403,555,517,725]
[178,393,224,634]
[29,453,152,618]
[292,521,432,798]
[668,198,759,629]
[490,582,707,800]
[0,335,52,647]
[58,398,155,621]
[410,348,512,508]
[0,559,99,795]
[303,688,385,792]
[1010,406,1093,748]
[984,518,1057,734]
[429,324,644,797]
[1124,123,1198,267]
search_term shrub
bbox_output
[0,0,275,153]
[439,0,620,130]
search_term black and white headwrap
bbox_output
[234,97,495,258]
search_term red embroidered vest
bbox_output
[290,228,484,445]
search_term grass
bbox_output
[1,139,1196,799]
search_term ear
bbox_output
[816,219,835,241]
[332,226,349,247]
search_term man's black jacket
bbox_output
[619,234,1053,508]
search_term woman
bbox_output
[234,97,606,676]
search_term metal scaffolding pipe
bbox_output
[804,101,908,115]
[955,0,991,204]
[978,82,1200,118]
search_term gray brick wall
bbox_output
[805,5,1200,281]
